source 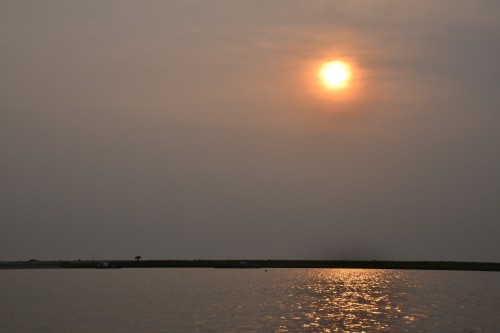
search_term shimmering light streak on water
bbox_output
[268,269,414,332]
[1,268,499,332]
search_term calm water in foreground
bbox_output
[1,268,499,332]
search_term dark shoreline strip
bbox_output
[1,260,500,271]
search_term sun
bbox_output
[320,61,351,89]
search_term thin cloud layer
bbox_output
[1,1,499,261]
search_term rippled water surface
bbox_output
[1,268,499,332]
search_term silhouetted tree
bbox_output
[135,256,142,261]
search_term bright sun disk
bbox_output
[320,61,351,89]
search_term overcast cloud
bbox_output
[1,1,499,261]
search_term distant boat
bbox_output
[96,262,121,269]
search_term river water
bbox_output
[1,268,499,332]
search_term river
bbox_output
[1,268,499,332]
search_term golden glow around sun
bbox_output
[320,61,351,89]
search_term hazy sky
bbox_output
[2,1,499,261]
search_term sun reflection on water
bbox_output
[271,269,414,332]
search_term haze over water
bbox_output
[2,1,500,262]
[1,268,499,332]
